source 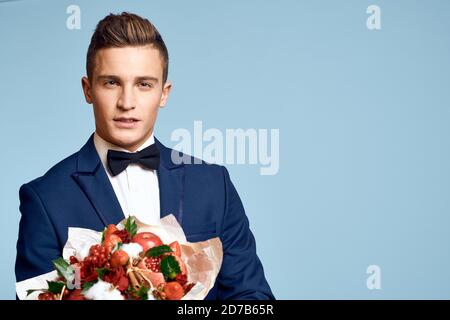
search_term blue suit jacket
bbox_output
[15,134,274,300]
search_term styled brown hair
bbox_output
[86,12,169,83]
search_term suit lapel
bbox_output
[155,137,185,225]
[71,134,186,227]
[72,134,125,227]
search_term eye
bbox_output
[139,82,153,88]
[104,80,118,87]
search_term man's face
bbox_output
[81,46,171,151]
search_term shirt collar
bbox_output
[93,131,155,171]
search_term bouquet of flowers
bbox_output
[16,214,222,300]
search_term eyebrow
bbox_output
[97,75,159,83]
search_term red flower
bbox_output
[103,267,129,292]
[80,262,98,283]
[113,230,131,243]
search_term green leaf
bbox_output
[25,281,66,297]
[124,216,138,238]
[52,257,74,281]
[26,289,45,297]
[96,267,107,279]
[112,241,123,253]
[125,285,133,294]
[47,281,65,294]
[160,255,181,281]
[81,280,97,293]
[146,245,173,258]
[101,228,106,243]
[136,286,150,300]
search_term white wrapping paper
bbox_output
[16,214,223,300]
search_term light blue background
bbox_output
[1,0,449,299]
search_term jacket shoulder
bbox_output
[166,145,226,176]
[22,151,79,191]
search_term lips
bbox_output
[114,117,140,123]
[113,117,140,129]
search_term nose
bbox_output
[117,85,136,110]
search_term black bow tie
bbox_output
[107,143,160,176]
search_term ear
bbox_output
[159,81,172,108]
[81,76,94,104]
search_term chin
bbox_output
[109,132,142,149]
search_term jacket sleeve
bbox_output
[15,183,62,284]
[217,167,275,300]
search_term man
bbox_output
[15,12,274,300]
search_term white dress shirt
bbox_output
[93,132,161,225]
